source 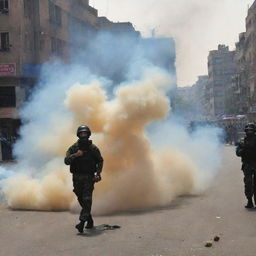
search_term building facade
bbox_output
[0,0,177,160]
[244,2,256,113]
[228,32,249,115]
[207,44,237,119]
[0,0,99,160]
[191,75,209,120]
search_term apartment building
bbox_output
[0,0,99,160]
[191,75,209,120]
[207,45,237,118]
[228,32,249,115]
[244,1,256,112]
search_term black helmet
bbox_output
[76,125,91,137]
[244,123,256,133]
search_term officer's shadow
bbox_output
[246,207,256,212]
[77,224,121,237]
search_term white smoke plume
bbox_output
[0,31,222,214]
[1,64,222,214]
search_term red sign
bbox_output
[0,108,17,118]
[0,63,16,76]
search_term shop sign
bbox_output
[0,63,16,76]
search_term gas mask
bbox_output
[78,133,90,150]
[79,133,89,141]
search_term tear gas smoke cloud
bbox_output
[93,0,254,86]
[1,31,222,214]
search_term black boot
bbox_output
[85,215,94,229]
[245,198,254,209]
[75,221,85,233]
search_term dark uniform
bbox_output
[65,125,103,232]
[236,123,256,208]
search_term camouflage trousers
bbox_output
[242,163,256,199]
[72,174,95,222]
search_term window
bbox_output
[51,37,57,54]
[0,86,16,107]
[55,6,61,25]
[24,0,32,18]
[51,37,62,56]
[0,32,9,51]
[49,1,62,26]
[0,0,8,13]
[247,19,252,28]
[214,58,224,64]
[24,33,34,52]
[214,90,223,97]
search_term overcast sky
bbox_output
[91,0,254,87]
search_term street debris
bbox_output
[205,240,213,247]
[100,224,121,230]
[214,235,220,241]
[205,234,221,247]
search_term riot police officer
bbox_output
[65,125,103,233]
[236,123,256,208]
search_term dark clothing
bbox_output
[242,163,256,199]
[64,140,103,175]
[65,139,103,221]
[236,134,256,200]
[72,174,95,221]
[236,135,256,164]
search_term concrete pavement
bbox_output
[0,146,256,256]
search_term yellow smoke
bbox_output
[4,69,209,214]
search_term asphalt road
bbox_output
[1,146,256,256]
